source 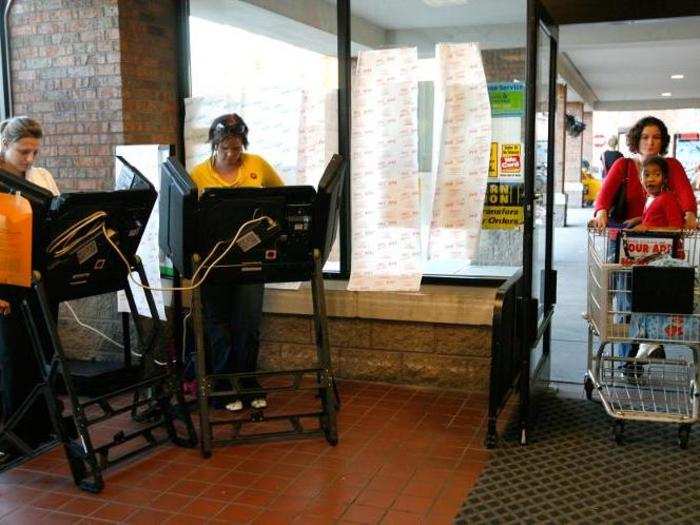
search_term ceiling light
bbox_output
[422,0,469,6]
[661,92,672,97]
[671,74,684,79]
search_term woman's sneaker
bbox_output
[225,400,243,412]
[250,398,267,410]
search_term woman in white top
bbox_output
[0,116,59,461]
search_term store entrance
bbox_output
[518,0,558,444]
[546,13,700,388]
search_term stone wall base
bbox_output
[55,299,493,393]
[259,314,492,391]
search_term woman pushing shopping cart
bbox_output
[584,225,700,448]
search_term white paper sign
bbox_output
[348,48,422,291]
[427,43,492,263]
[620,235,676,265]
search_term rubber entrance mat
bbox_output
[455,394,699,524]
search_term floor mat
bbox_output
[455,394,699,524]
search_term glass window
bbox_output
[187,0,341,271]
[347,0,527,287]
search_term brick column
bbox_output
[554,83,567,194]
[7,0,181,362]
[7,0,181,191]
[582,110,593,165]
[118,0,181,150]
[564,101,584,208]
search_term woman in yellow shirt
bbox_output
[191,115,283,190]
[190,113,283,412]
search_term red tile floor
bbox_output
[0,380,497,524]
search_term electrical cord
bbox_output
[101,215,276,293]
[65,302,172,366]
[46,211,108,257]
[101,214,277,367]
[50,212,276,368]
[64,302,124,349]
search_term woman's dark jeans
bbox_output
[200,281,265,405]
[0,289,56,449]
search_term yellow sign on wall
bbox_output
[488,142,498,177]
[481,206,524,230]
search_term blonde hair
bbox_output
[607,135,618,149]
[0,116,43,147]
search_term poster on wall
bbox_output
[674,133,700,178]
[482,180,524,230]
[498,143,522,176]
[488,82,525,117]
[427,43,492,264]
[488,142,523,177]
[347,47,422,291]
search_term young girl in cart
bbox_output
[625,156,684,231]
[624,156,685,361]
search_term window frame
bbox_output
[0,0,15,121]
[178,0,511,286]
[0,0,512,287]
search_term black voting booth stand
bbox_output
[0,157,196,493]
[0,177,58,469]
[160,155,346,457]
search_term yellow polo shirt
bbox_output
[190,153,284,189]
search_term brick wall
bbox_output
[565,101,583,183]
[582,111,593,164]
[8,0,123,191]
[118,0,181,151]
[481,48,526,83]
[8,0,181,190]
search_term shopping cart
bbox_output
[584,227,700,448]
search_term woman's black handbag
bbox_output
[608,159,629,224]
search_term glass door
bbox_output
[520,0,558,444]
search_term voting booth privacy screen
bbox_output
[159,154,347,282]
[0,158,157,300]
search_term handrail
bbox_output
[485,268,523,448]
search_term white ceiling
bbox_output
[333,2,700,109]
[558,17,700,109]
[326,0,525,29]
[191,1,700,110]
